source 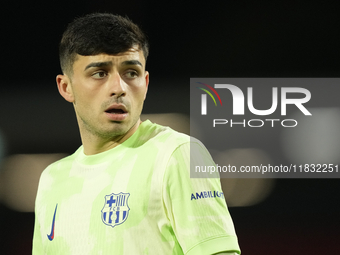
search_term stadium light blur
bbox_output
[0,154,66,212]
[214,148,275,207]
[281,107,340,164]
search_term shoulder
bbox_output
[141,120,207,146]
[141,120,191,147]
[39,147,81,178]
[140,120,212,161]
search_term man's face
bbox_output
[60,47,149,141]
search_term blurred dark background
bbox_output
[0,1,339,254]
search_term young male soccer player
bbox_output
[32,13,241,254]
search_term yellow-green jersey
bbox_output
[33,120,240,255]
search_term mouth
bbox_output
[104,104,128,121]
[105,108,127,114]
[105,104,128,113]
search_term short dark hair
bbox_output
[59,13,149,75]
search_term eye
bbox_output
[125,71,139,79]
[92,71,107,79]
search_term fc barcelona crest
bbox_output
[101,192,130,228]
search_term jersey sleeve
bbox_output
[162,141,241,255]
[32,209,43,254]
[32,169,45,255]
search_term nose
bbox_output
[108,73,126,97]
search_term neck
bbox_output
[79,119,141,155]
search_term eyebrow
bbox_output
[84,61,113,71]
[84,60,143,71]
[121,60,143,67]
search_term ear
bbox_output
[143,71,149,100]
[56,74,74,103]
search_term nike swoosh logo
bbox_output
[47,204,58,241]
